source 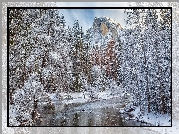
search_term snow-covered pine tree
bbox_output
[123,8,171,115]
[70,20,84,92]
[158,9,171,114]
[9,9,53,126]
[9,8,74,126]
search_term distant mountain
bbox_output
[85,17,123,48]
[93,16,122,35]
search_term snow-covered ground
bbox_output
[129,106,171,126]
[48,85,171,127]
[49,88,122,106]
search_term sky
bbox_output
[56,2,130,33]
[57,9,126,33]
[56,2,169,33]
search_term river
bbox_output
[36,98,152,126]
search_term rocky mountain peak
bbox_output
[89,16,122,44]
[93,16,122,36]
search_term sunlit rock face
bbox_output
[100,23,109,36]
[92,17,122,42]
[85,16,123,51]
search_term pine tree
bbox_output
[124,8,171,115]
[70,20,84,92]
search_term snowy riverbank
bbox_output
[47,89,171,126]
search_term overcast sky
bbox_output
[57,9,126,33]
[56,2,169,33]
[56,2,130,33]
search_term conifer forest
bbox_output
[8,8,171,126]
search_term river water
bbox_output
[36,99,151,126]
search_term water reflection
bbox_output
[37,101,151,126]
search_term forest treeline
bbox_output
[8,8,171,126]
